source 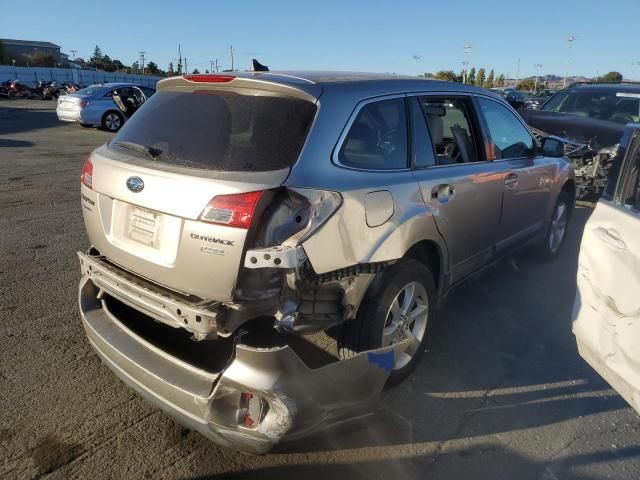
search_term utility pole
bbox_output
[215,59,219,72]
[70,50,77,61]
[534,63,543,91]
[210,60,215,73]
[230,45,234,71]
[412,54,421,76]
[185,58,188,74]
[463,43,472,83]
[563,35,577,88]
[178,44,182,74]
[139,51,146,75]
[515,58,520,87]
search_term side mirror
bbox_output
[541,136,565,158]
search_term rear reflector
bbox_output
[182,74,235,83]
[81,156,93,189]
[199,191,264,229]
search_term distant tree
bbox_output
[485,69,495,88]
[497,73,505,87]
[0,41,6,64]
[91,46,103,62]
[192,68,200,74]
[167,62,175,76]
[476,68,486,87]
[434,70,458,82]
[458,70,465,82]
[205,69,210,74]
[517,79,536,91]
[467,67,476,85]
[27,52,56,67]
[423,72,435,79]
[146,61,160,75]
[128,61,140,74]
[598,71,623,83]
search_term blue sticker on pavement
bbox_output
[367,350,394,373]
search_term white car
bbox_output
[573,124,640,413]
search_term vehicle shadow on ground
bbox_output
[197,443,640,480]
[275,208,631,454]
[0,139,34,148]
[0,104,63,135]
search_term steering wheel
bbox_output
[609,113,634,125]
[378,129,398,156]
[444,142,462,163]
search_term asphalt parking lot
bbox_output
[1,99,639,480]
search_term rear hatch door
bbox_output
[82,79,318,302]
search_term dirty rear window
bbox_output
[110,90,317,172]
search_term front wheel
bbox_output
[101,111,123,132]
[338,258,435,386]
[534,191,572,261]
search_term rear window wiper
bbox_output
[113,141,163,159]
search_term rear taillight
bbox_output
[81,156,93,189]
[199,191,264,229]
[182,74,235,83]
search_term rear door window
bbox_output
[110,90,317,172]
[338,97,408,170]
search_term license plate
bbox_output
[127,206,160,247]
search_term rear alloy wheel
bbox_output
[338,258,435,386]
[101,111,123,132]
[381,281,429,370]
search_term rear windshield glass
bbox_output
[110,90,317,172]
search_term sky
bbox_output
[4,0,640,79]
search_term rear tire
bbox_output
[533,191,573,261]
[101,111,123,132]
[338,258,435,386]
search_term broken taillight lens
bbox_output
[81,156,93,189]
[199,191,264,229]
[238,392,266,429]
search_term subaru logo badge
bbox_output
[126,176,144,193]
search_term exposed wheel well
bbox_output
[404,240,442,289]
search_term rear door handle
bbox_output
[504,173,519,188]
[431,184,455,203]
[594,227,627,250]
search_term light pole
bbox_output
[534,63,542,91]
[412,54,421,76]
[563,35,576,88]
[463,42,472,83]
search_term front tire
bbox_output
[338,258,435,386]
[534,191,572,261]
[101,111,123,132]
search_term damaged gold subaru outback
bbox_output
[78,71,575,453]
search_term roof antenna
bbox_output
[251,59,269,72]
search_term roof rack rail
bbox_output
[567,80,640,87]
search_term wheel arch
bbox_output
[403,239,445,294]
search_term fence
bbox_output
[0,65,161,88]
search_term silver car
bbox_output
[56,83,155,132]
[78,72,575,453]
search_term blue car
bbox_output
[56,83,155,132]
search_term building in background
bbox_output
[0,39,61,66]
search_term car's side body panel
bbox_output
[574,125,640,414]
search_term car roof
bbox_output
[567,82,640,93]
[159,70,490,100]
